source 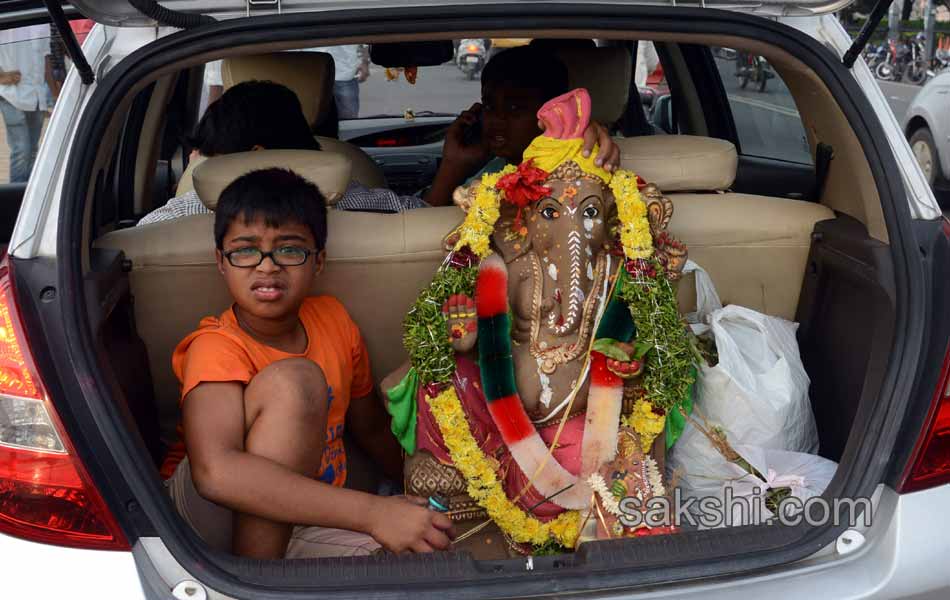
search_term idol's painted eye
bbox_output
[583,205,599,219]
[541,206,560,220]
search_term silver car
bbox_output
[1,1,949,599]
[904,70,950,189]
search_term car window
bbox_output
[712,48,813,165]
[0,22,70,185]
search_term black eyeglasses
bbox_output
[223,246,317,268]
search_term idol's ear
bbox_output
[639,180,689,280]
[642,182,674,237]
[491,201,533,264]
[443,182,532,263]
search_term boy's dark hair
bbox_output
[481,47,569,101]
[214,168,328,252]
[192,80,321,156]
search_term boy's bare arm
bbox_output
[347,390,404,482]
[182,382,451,552]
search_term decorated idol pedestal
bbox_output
[385,89,693,558]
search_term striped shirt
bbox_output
[137,182,428,227]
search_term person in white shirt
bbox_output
[0,24,51,183]
[321,45,368,119]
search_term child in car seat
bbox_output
[425,45,621,207]
[161,168,454,559]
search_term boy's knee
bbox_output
[246,358,328,416]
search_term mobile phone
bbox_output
[461,114,483,147]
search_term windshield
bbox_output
[317,40,501,120]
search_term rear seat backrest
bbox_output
[615,135,833,318]
[222,52,387,189]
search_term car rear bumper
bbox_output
[124,485,950,599]
[1,532,144,598]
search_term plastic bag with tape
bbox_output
[719,445,837,527]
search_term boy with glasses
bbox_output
[162,168,453,559]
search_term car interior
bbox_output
[84,31,897,558]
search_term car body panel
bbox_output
[127,484,950,599]
[2,5,946,598]
[70,0,858,27]
[903,71,950,181]
[1,532,146,599]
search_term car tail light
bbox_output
[899,340,950,493]
[467,44,479,53]
[900,221,950,492]
[0,258,128,550]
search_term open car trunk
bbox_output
[7,4,938,598]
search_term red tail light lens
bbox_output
[0,258,128,550]
[899,342,950,493]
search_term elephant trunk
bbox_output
[547,230,587,336]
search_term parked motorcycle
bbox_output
[875,35,928,83]
[903,33,930,85]
[863,43,888,71]
[457,39,486,80]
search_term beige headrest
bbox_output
[555,47,631,126]
[616,135,738,192]
[192,150,352,209]
[175,154,206,197]
[222,53,334,130]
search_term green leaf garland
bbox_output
[403,265,478,385]
[616,259,697,414]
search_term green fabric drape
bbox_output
[665,368,696,449]
[385,367,419,455]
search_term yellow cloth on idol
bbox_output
[521,136,613,184]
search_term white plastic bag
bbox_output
[669,261,819,502]
[702,304,817,452]
[720,445,837,526]
[682,260,721,336]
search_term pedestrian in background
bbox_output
[0,24,51,183]
[322,45,369,120]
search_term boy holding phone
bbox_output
[425,46,620,207]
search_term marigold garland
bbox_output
[621,398,667,453]
[453,165,517,258]
[610,171,653,260]
[428,387,582,547]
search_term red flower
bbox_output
[448,247,478,269]
[496,160,551,209]
[496,160,551,231]
[625,258,657,279]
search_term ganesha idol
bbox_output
[384,89,694,557]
